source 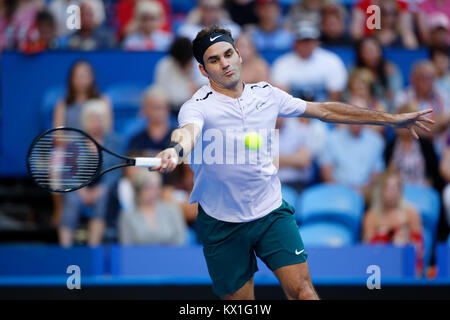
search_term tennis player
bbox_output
[151,26,434,300]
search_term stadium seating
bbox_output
[296,183,365,236]
[104,82,149,134]
[403,184,441,267]
[299,222,355,247]
[436,243,450,278]
[403,184,441,233]
[280,184,298,218]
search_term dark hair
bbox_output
[36,10,55,26]
[355,37,388,89]
[169,37,194,67]
[192,26,234,65]
[429,45,449,60]
[65,60,101,105]
[3,0,17,20]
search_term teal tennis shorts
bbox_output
[196,199,308,297]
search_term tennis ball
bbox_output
[245,132,261,150]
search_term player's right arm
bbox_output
[151,123,201,173]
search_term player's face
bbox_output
[200,41,242,89]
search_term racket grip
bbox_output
[134,157,177,168]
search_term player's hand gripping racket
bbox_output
[27,127,174,193]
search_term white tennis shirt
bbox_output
[178,81,307,222]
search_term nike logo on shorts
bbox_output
[295,249,304,255]
[210,35,222,41]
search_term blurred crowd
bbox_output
[0,0,448,54]
[1,0,449,276]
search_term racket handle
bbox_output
[134,157,177,168]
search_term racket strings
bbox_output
[28,130,100,192]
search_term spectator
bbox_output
[53,60,113,129]
[48,0,105,37]
[319,1,353,47]
[285,0,324,31]
[225,0,258,26]
[19,9,59,54]
[350,0,417,49]
[427,13,450,48]
[384,103,443,190]
[430,46,450,110]
[345,68,387,135]
[439,134,450,230]
[417,1,450,46]
[7,0,44,49]
[154,37,208,115]
[51,60,112,228]
[394,60,450,156]
[161,164,198,226]
[271,22,348,102]
[127,86,174,156]
[177,0,241,41]
[59,99,122,247]
[378,0,418,48]
[318,118,385,200]
[122,0,173,51]
[346,68,386,112]
[65,0,116,50]
[115,0,172,42]
[235,32,270,83]
[95,151,146,242]
[246,0,294,51]
[277,117,328,193]
[118,169,187,245]
[0,0,17,51]
[362,167,424,275]
[354,36,403,112]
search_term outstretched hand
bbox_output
[391,109,435,139]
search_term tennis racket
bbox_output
[27,127,172,193]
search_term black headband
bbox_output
[193,32,235,65]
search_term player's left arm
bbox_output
[302,101,435,140]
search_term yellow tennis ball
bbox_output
[245,132,261,150]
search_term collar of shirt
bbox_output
[208,81,250,104]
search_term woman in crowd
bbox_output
[51,60,113,228]
[119,169,187,245]
[362,167,424,275]
[59,99,122,247]
[53,60,113,128]
[354,37,403,112]
[345,68,387,135]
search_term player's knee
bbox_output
[287,278,315,300]
[297,282,316,300]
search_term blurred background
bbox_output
[0,0,449,299]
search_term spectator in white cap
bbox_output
[428,13,450,47]
[417,0,450,45]
[271,21,348,102]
